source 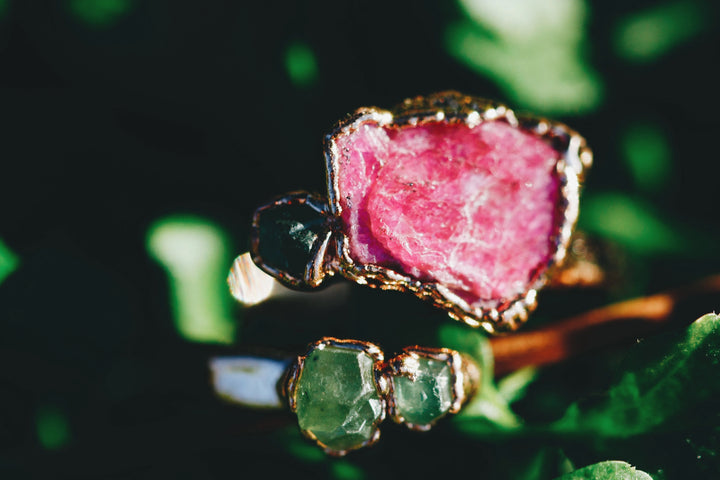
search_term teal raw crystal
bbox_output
[393,356,454,426]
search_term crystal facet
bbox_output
[254,199,328,282]
[393,356,454,426]
[295,345,383,452]
[334,120,562,309]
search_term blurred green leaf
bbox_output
[552,313,720,436]
[555,460,653,479]
[282,426,325,462]
[330,460,365,480]
[36,405,71,450]
[453,312,720,450]
[68,0,135,28]
[284,429,366,479]
[684,429,720,471]
[439,324,523,431]
[146,215,236,344]
[0,237,19,285]
[579,192,685,253]
[285,42,319,88]
[510,448,576,480]
[497,366,538,404]
[622,122,672,192]
[614,1,708,62]
[447,0,602,115]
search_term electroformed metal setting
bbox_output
[281,337,480,456]
[245,91,592,333]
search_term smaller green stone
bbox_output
[393,357,454,426]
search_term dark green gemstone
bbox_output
[393,357,454,426]
[296,345,383,452]
[254,199,329,283]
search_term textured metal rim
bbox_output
[220,337,484,455]
[324,91,592,333]
[249,191,332,289]
[385,346,479,431]
[284,337,387,456]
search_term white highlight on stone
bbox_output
[228,253,276,306]
[210,356,290,409]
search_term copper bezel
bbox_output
[385,346,478,431]
[283,337,388,456]
[249,191,333,289]
[278,337,482,454]
[324,91,592,333]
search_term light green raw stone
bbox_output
[394,357,453,426]
[296,345,383,452]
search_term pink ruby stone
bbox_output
[334,120,562,309]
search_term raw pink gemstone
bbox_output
[334,120,562,308]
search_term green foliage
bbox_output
[513,448,576,479]
[614,1,708,62]
[36,405,71,450]
[68,0,135,27]
[580,193,685,254]
[451,313,720,434]
[331,460,366,480]
[622,122,672,193]
[283,427,326,462]
[146,216,236,344]
[2,1,718,478]
[439,324,524,431]
[285,42,319,88]
[447,0,602,114]
[552,313,720,436]
[0,238,19,285]
[497,366,538,404]
[447,314,720,476]
[556,461,652,480]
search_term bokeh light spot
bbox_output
[0,238,19,285]
[36,405,71,450]
[68,0,134,28]
[285,42,319,88]
[146,216,236,344]
[449,0,602,115]
[580,193,684,253]
[331,460,366,480]
[284,428,326,462]
[614,2,707,62]
[622,123,672,192]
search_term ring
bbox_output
[234,91,592,333]
[210,337,480,456]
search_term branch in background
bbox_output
[491,275,720,375]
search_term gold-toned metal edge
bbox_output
[385,346,480,431]
[283,337,388,457]
[250,191,333,289]
[324,91,592,333]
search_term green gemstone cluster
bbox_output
[291,340,463,455]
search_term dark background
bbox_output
[1,1,719,478]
